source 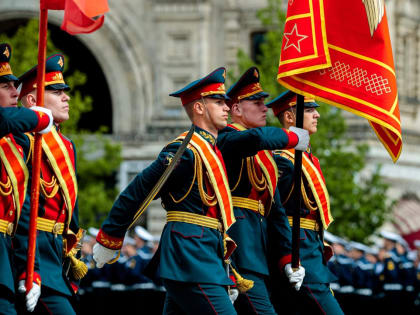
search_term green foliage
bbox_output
[235,0,392,243]
[1,19,121,228]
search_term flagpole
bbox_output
[291,94,304,269]
[26,0,48,292]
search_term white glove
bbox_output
[289,126,309,152]
[30,106,53,134]
[228,288,239,304]
[18,280,41,312]
[284,263,305,291]
[93,243,118,268]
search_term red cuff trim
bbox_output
[278,254,292,271]
[96,229,123,250]
[70,282,79,293]
[32,110,51,132]
[284,128,299,149]
[19,272,42,286]
[229,275,237,287]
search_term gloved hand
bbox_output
[290,126,309,152]
[93,243,118,268]
[30,106,53,134]
[18,280,41,312]
[228,288,239,304]
[284,263,305,291]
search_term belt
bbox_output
[232,196,265,216]
[0,218,14,236]
[288,216,320,231]
[166,211,223,232]
[36,217,64,235]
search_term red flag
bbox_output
[278,0,402,162]
[42,0,109,35]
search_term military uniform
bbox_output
[0,43,51,315]
[267,91,344,315]
[95,68,239,314]
[13,54,83,315]
[216,67,300,314]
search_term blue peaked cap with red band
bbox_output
[18,53,70,100]
[227,67,269,106]
[169,67,229,106]
[0,43,18,82]
[266,90,319,116]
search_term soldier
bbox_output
[323,232,354,312]
[134,225,154,258]
[14,54,85,314]
[267,90,344,314]
[0,43,52,314]
[92,67,239,314]
[348,241,375,313]
[216,67,307,314]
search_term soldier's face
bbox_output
[235,99,268,128]
[44,89,70,123]
[302,108,320,135]
[0,81,18,108]
[203,97,230,130]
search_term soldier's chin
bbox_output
[217,121,228,130]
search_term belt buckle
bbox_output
[52,223,62,237]
[258,200,265,216]
[6,222,14,236]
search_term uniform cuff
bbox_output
[70,282,79,293]
[32,110,51,133]
[284,128,299,149]
[19,272,42,286]
[278,254,292,271]
[96,229,124,250]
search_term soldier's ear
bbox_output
[21,93,37,108]
[193,100,205,115]
[230,102,241,116]
[284,110,295,125]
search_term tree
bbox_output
[234,0,392,243]
[0,19,122,228]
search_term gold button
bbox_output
[52,223,62,235]
[9,210,13,216]
[258,200,265,216]
[7,223,14,236]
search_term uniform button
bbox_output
[62,210,65,214]
[9,210,13,216]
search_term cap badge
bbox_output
[3,47,10,58]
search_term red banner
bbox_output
[42,0,109,35]
[278,0,402,162]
